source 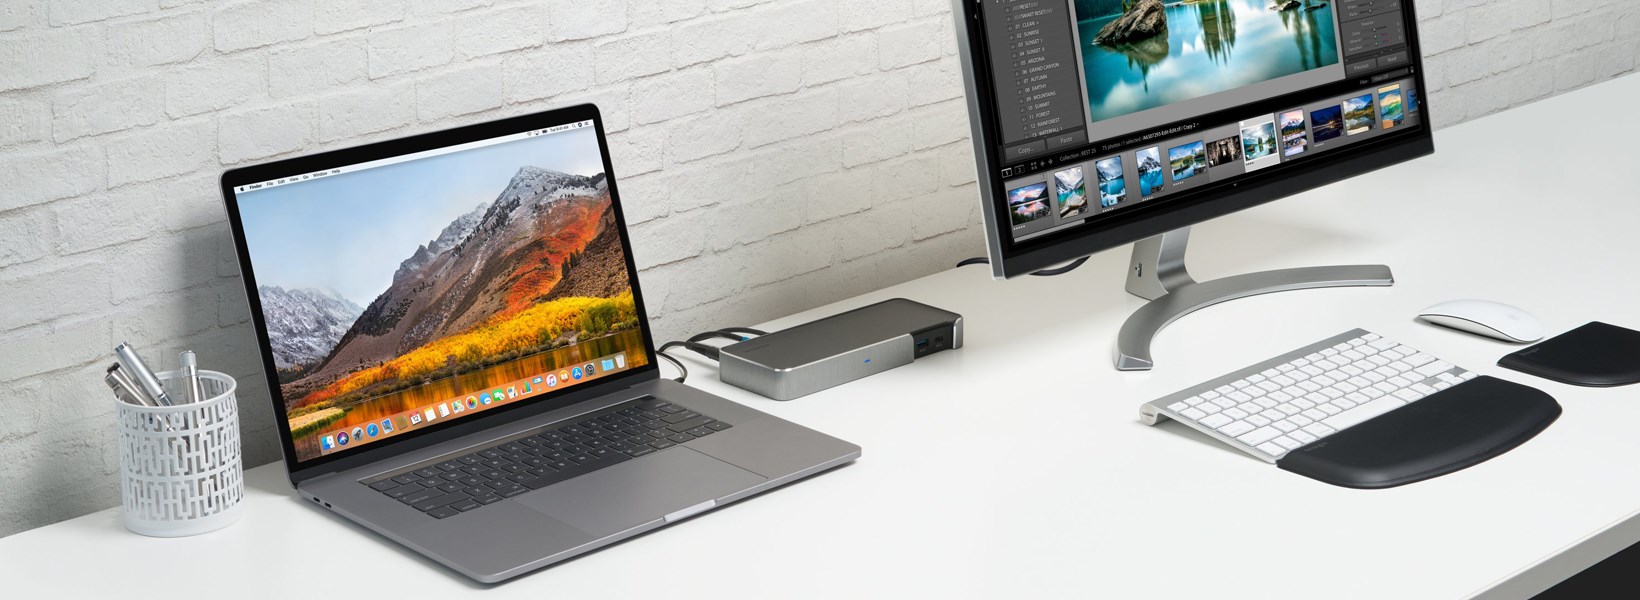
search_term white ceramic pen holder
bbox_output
[114,370,245,537]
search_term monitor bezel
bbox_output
[219,104,661,486]
[952,0,1436,278]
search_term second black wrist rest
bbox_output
[1276,376,1560,489]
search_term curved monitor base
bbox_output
[1114,228,1394,371]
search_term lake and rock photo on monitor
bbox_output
[1076,0,1341,125]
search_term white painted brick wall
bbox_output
[0,0,1634,538]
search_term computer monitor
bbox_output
[952,0,1434,369]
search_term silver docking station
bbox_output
[718,298,962,401]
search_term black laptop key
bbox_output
[627,447,657,457]
[495,484,528,498]
[510,476,541,488]
[499,443,524,453]
[650,439,676,450]
[685,426,714,437]
[517,437,541,447]
[459,476,484,486]
[472,494,503,505]
[706,421,732,431]
[485,480,510,489]
[480,469,505,480]
[583,439,607,448]
[437,482,463,493]
[413,467,441,478]
[436,460,463,471]
[562,445,585,454]
[463,485,492,497]
[619,407,643,417]
[411,493,457,511]
[417,478,443,489]
[643,420,669,430]
[461,465,486,474]
[385,485,420,498]
[457,456,481,465]
[439,471,465,481]
[369,480,400,492]
[391,474,420,485]
[479,449,503,459]
[450,498,482,512]
[666,433,693,444]
[428,506,461,519]
[662,411,699,424]
[569,454,593,464]
[659,405,684,414]
[668,416,715,432]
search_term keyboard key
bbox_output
[1224,407,1249,420]
[1246,414,1271,427]
[1322,396,1405,431]
[495,485,527,498]
[667,416,716,433]
[412,493,460,511]
[368,480,399,491]
[1237,427,1280,447]
[1290,430,1317,444]
[1168,401,1191,412]
[429,506,461,519]
[450,498,481,512]
[1301,422,1336,438]
[1218,420,1255,437]
[1273,436,1304,451]
[1403,353,1435,367]
[1272,420,1298,433]
[706,422,731,431]
[1255,442,1286,457]
[1199,413,1232,429]
[385,485,420,498]
[472,494,502,505]
[1393,389,1424,402]
[1199,403,1223,415]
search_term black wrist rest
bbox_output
[1276,376,1560,489]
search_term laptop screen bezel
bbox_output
[219,104,661,485]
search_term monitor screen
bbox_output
[231,119,650,464]
[962,0,1427,256]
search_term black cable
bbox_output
[655,351,688,383]
[956,255,1090,277]
[654,327,767,383]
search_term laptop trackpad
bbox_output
[514,448,766,536]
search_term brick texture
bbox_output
[0,0,1635,538]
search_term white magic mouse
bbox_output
[1417,299,1544,343]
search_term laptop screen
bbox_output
[230,116,651,464]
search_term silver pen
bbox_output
[180,351,205,404]
[114,342,173,406]
[104,364,158,407]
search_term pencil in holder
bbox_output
[114,370,245,537]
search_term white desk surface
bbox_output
[6,74,1640,598]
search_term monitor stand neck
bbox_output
[1115,226,1394,371]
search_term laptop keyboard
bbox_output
[363,396,731,519]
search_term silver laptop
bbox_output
[219,104,860,583]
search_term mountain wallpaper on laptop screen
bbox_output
[272,165,648,459]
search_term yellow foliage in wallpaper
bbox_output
[305,292,637,406]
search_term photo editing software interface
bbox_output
[233,121,651,462]
[982,0,1422,242]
